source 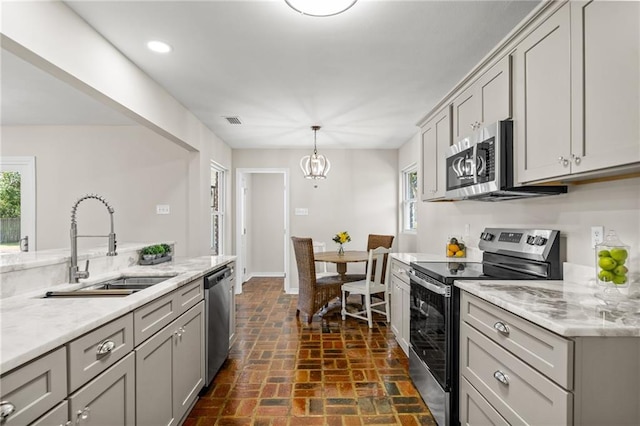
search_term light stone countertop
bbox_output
[0,255,235,373]
[455,279,640,337]
[390,253,468,264]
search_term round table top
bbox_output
[314,250,369,263]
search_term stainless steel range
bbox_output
[408,227,564,426]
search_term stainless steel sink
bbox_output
[43,274,177,298]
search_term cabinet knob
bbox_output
[572,154,581,165]
[493,370,510,386]
[96,340,116,356]
[558,156,569,167]
[76,407,90,423]
[0,401,16,419]
[493,321,510,335]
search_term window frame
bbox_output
[210,162,226,255]
[401,163,418,233]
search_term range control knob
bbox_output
[483,232,495,241]
[533,236,548,246]
[526,235,536,245]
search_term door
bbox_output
[421,106,452,201]
[0,157,35,252]
[514,3,571,183]
[570,0,640,173]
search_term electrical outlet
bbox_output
[156,204,170,215]
[591,226,604,248]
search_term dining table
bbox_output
[314,250,369,279]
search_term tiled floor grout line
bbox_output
[186,277,436,426]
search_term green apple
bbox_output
[598,270,614,282]
[598,256,618,271]
[613,265,629,276]
[610,248,628,262]
[613,274,627,285]
[597,249,611,258]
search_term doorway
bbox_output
[236,168,290,294]
[0,157,36,253]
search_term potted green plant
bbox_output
[160,243,171,257]
[141,246,156,261]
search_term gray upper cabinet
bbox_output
[515,0,640,183]
[420,105,452,201]
[453,55,512,143]
[514,2,572,183]
[569,0,640,174]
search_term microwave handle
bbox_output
[472,143,478,184]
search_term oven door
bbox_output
[409,271,452,391]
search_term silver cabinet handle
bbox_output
[558,156,569,166]
[493,321,510,335]
[0,401,16,419]
[175,326,186,338]
[572,154,581,165]
[96,340,115,355]
[494,370,509,385]
[76,407,90,425]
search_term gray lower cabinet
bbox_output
[0,347,67,425]
[67,352,135,426]
[30,401,69,426]
[136,301,205,426]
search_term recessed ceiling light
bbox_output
[147,40,172,54]
[285,0,358,17]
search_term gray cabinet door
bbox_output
[135,317,176,426]
[514,3,572,183]
[570,0,640,173]
[421,105,452,201]
[31,400,69,426]
[173,301,205,423]
[68,352,135,426]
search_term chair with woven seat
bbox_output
[292,237,343,324]
[341,247,391,328]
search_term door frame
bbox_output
[0,156,36,251]
[235,168,290,294]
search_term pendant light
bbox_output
[300,125,331,180]
[285,0,357,17]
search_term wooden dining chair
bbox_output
[291,237,343,324]
[312,241,338,279]
[341,247,391,328]
[343,234,395,283]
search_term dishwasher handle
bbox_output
[204,266,232,289]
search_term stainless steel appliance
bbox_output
[203,264,233,387]
[409,227,563,426]
[445,121,567,201]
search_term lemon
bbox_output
[610,248,628,262]
[598,257,617,271]
[455,250,465,257]
[598,270,614,282]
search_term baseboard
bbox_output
[249,272,285,278]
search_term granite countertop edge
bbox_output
[455,279,640,338]
[0,255,236,373]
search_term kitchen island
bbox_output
[455,279,640,425]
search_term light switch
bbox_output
[156,204,170,215]
[295,208,309,216]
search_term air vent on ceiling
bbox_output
[223,116,242,125]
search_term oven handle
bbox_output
[409,270,449,296]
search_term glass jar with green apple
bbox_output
[595,230,630,288]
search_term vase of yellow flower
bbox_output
[332,231,351,256]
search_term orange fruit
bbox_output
[455,250,465,257]
[448,244,460,252]
[447,250,454,257]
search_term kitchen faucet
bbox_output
[69,194,117,283]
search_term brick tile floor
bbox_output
[186,277,436,425]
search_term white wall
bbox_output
[1,125,191,255]
[233,149,398,291]
[248,173,285,275]
[396,131,420,253]
[398,136,640,271]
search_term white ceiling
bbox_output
[2,0,540,150]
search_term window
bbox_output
[211,163,226,255]
[402,165,418,232]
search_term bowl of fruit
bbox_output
[446,237,466,258]
[596,230,629,288]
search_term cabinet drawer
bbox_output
[390,259,409,283]
[176,279,203,316]
[0,347,67,425]
[31,400,68,426]
[134,291,178,346]
[461,292,573,388]
[68,313,134,393]
[460,322,572,425]
[460,377,509,426]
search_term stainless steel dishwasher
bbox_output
[203,264,233,387]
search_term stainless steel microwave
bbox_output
[444,121,567,201]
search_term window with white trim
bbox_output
[402,165,418,232]
[211,163,226,255]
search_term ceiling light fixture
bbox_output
[285,0,357,17]
[146,40,172,54]
[300,125,331,179]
